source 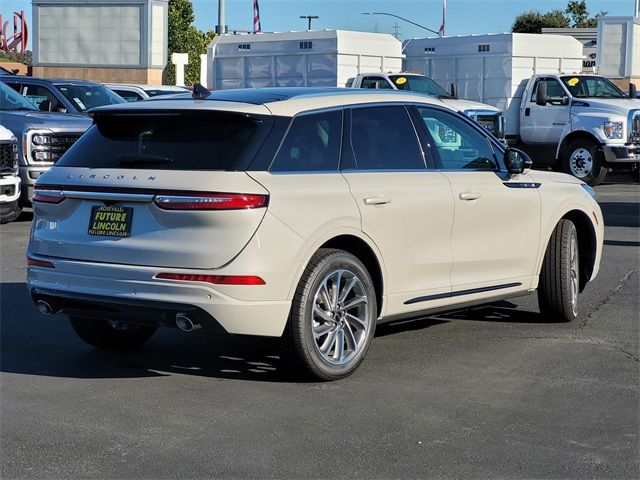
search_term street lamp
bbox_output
[362,12,439,36]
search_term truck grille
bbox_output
[28,132,83,164]
[0,142,17,173]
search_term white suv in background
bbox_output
[27,88,603,380]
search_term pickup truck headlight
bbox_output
[603,121,623,140]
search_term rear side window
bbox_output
[114,89,143,102]
[270,110,342,172]
[349,106,425,170]
[57,111,268,171]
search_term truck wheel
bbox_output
[0,200,22,224]
[537,219,580,322]
[283,249,377,381]
[563,138,608,186]
[69,316,157,350]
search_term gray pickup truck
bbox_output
[0,81,91,205]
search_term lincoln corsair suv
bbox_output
[27,88,603,380]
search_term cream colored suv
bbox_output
[27,88,604,380]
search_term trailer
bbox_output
[402,33,584,137]
[206,30,403,90]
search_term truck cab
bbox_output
[518,74,640,185]
[348,72,505,141]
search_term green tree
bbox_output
[165,0,215,86]
[565,0,606,28]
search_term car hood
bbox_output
[0,124,14,141]
[527,169,585,185]
[0,110,91,130]
[442,98,501,114]
[572,98,640,118]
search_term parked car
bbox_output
[0,124,21,223]
[347,72,505,140]
[27,88,603,381]
[104,83,188,102]
[2,76,125,115]
[0,81,91,205]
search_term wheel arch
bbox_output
[556,131,602,161]
[319,235,385,317]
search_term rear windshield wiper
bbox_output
[117,154,173,166]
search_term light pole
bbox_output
[362,12,439,36]
[300,15,319,30]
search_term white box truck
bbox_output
[404,33,640,185]
[207,30,403,90]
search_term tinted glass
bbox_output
[24,85,62,111]
[349,106,425,170]
[270,110,342,172]
[361,77,393,89]
[54,83,125,111]
[114,89,143,102]
[418,107,498,170]
[57,111,265,171]
[0,81,37,111]
[530,79,567,103]
[389,75,451,98]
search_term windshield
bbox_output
[0,81,38,111]
[560,76,626,99]
[55,83,125,112]
[388,75,452,98]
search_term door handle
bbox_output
[363,196,391,206]
[459,192,481,201]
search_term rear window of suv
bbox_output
[57,110,270,170]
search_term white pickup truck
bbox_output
[347,72,505,141]
[0,124,21,224]
[512,74,640,185]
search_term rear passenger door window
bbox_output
[417,107,499,170]
[360,77,393,89]
[270,110,342,172]
[24,85,62,112]
[114,89,143,102]
[348,106,425,170]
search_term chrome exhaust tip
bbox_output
[175,313,201,332]
[36,300,54,315]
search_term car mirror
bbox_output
[536,82,548,106]
[504,148,532,175]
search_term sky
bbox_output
[0,0,637,45]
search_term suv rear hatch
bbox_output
[30,108,273,269]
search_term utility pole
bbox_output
[300,15,319,30]
[392,22,401,39]
[217,0,226,34]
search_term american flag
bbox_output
[438,0,446,37]
[253,0,262,33]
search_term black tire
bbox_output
[283,248,377,381]
[69,316,157,350]
[537,219,580,322]
[0,200,22,224]
[562,138,608,186]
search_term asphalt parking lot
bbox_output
[1,177,638,479]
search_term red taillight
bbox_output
[153,193,268,210]
[32,188,65,204]
[155,273,265,285]
[27,257,55,268]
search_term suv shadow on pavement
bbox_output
[2,281,545,382]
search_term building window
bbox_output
[299,41,313,50]
[478,44,490,52]
[238,44,251,50]
[424,47,435,53]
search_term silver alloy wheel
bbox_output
[569,148,593,178]
[311,269,370,365]
[569,229,579,317]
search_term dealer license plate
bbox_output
[88,205,133,237]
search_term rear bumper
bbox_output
[602,144,640,164]
[27,259,292,337]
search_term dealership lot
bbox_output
[1,179,638,478]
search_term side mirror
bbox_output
[450,82,457,99]
[630,83,637,99]
[504,148,533,175]
[536,82,548,106]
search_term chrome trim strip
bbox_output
[404,282,523,305]
[503,182,541,189]
[61,191,154,202]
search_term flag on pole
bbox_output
[438,0,446,37]
[253,0,262,33]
